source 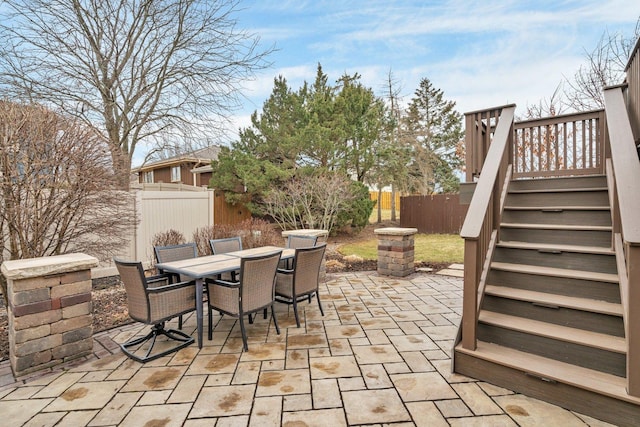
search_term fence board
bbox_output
[400,194,468,234]
[214,190,252,225]
[370,191,401,210]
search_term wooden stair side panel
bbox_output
[454,342,640,427]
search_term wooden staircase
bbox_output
[454,175,640,426]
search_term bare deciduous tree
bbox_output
[263,173,356,233]
[0,0,272,188]
[0,101,137,300]
[564,20,640,110]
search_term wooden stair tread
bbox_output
[496,241,614,255]
[509,187,607,194]
[491,262,619,283]
[455,341,640,405]
[500,222,612,231]
[484,285,623,316]
[478,311,626,353]
[504,205,610,211]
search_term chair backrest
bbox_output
[209,236,242,255]
[286,234,318,249]
[239,250,282,312]
[154,242,198,264]
[292,243,327,295]
[114,259,150,323]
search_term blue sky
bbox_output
[225,0,640,137]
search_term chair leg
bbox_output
[208,305,213,341]
[293,298,300,328]
[248,313,254,324]
[263,308,268,319]
[316,292,325,316]
[239,316,248,351]
[178,315,183,330]
[271,304,280,335]
[120,322,194,363]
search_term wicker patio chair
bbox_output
[154,242,199,329]
[209,236,243,281]
[281,234,319,269]
[209,236,243,254]
[275,243,326,327]
[114,259,196,363]
[206,250,282,350]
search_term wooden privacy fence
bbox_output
[400,194,468,234]
[370,191,401,210]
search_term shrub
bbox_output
[192,218,282,256]
[151,229,186,248]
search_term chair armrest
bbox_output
[211,278,240,288]
[146,279,195,293]
[146,273,173,285]
[277,268,294,275]
[156,268,180,283]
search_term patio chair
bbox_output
[209,236,243,281]
[154,242,199,329]
[281,234,319,269]
[275,243,327,327]
[114,259,196,363]
[206,250,282,350]
[209,236,243,254]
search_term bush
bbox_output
[336,181,375,231]
[192,218,282,256]
[151,229,186,248]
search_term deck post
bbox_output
[627,244,640,396]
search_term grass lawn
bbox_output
[338,233,464,264]
[369,208,398,222]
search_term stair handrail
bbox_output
[460,105,515,350]
[603,85,640,397]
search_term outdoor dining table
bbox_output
[155,245,295,348]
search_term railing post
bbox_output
[462,239,479,350]
[627,244,640,396]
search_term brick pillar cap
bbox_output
[1,253,98,280]
[374,227,418,236]
[282,229,329,238]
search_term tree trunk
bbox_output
[391,186,397,222]
[377,188,382,223]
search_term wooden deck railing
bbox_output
[603,86,640,397]
[460,105,515,350]
[513,110,606,178]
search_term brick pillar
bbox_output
[1,253,98,378]
[374,227,418,277]
[281,229,329,281]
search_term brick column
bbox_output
[1,253,98,378]
[374,227,418,277]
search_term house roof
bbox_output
[134,146,221,172]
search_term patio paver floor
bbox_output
[0,270,615,426]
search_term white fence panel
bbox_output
[95,189,214,277]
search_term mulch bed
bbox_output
[0,257,449,363]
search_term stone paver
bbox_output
[0,270,610,426]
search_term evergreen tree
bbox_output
[403,78,463,194]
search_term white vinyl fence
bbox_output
[94,188,215,277]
